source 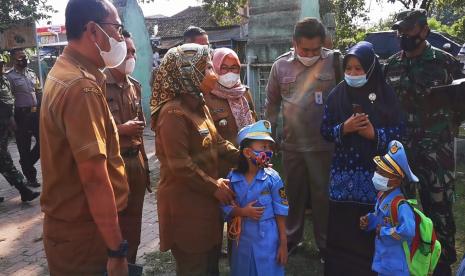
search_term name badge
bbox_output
[315,91,323,105]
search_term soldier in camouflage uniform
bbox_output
[0,56,40,202]
[384,9,465,276]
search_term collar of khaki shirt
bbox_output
[62,46,106,87]
[104,69,133,89]
[288,47,331,62]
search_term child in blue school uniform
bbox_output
[360,140,417,276]
[222,120,289,276]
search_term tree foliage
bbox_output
[0,0,56,32]
[202,0,247,26]
[138,0,246,26]
[383,0,434,10]
[329,0,368,50]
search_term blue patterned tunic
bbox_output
[321,81,404,204]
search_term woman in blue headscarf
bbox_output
[320,41,404,276]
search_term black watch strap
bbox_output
[107,240,128,258]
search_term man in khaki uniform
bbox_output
[265,18,341,257]
[40,0,129,275]
[104,30,149,264]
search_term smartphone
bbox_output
[352,104,363,114]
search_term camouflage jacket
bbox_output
[384,43,465,152]
[0,75,14,118]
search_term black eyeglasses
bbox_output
[97,22,124,36]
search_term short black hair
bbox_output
[122,30,132,39]
[9,48,24,58]
[293,17,326,42]
[183,26,207,42]
[65,0,110,41]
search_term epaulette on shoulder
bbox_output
[163,100,185,117]
[128,76,141,87]
[77,66,97,82]
[275,51,292,61]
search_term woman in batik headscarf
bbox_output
[204,48,256,177]
[150,43,239,276]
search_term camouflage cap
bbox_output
[392,9,428,31]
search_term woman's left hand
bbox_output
[358,118,375,140]
[276,242,288,266]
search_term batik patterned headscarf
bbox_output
[150,43,210,122]
[211,48,254,130]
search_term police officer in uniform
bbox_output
[384,9,465,275]
[265,17,341,256]
[104,30,150,264]
[0,56,40,202]
[6,48,41,187]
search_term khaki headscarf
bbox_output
[150,43,210,122]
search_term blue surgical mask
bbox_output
[251,150,273,168]
[345,74,368,88]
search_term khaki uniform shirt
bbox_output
[265,48,338,152]
[40,47,128,222]
[104,70,145,151]
[155,96,238,253]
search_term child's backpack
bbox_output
[391,195,442,276]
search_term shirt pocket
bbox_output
[279,76,296,98]
[315,73,335,98]
[11,76,28,92]
[258,193,272,206]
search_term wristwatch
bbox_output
[107,240,128,258]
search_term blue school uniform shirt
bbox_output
[222,167,289,276]
[366,187,415,275]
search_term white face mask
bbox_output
[95,24,127,68]
[218,72,240,88]
[372,172,392,192]
[295,47,320,67]
[116,57,136,75]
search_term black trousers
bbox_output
[14,108,40,183]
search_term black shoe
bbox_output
[0,197,4,202]
[20,190,40,202]
[27,180,41,188]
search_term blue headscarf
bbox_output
[343,41,383,87]
[339,41,400,126]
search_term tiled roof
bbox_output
[146,6,218,38]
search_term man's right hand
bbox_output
[214,178,235,205]
[118,119,145,137]
[107,257,128,276]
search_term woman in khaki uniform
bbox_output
[151,44,239,276]
[204,48,256,178]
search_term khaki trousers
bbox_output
[171,244,220,276]
[43,216,107,276]
[283,150,332,251]
[118,152,148,263]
